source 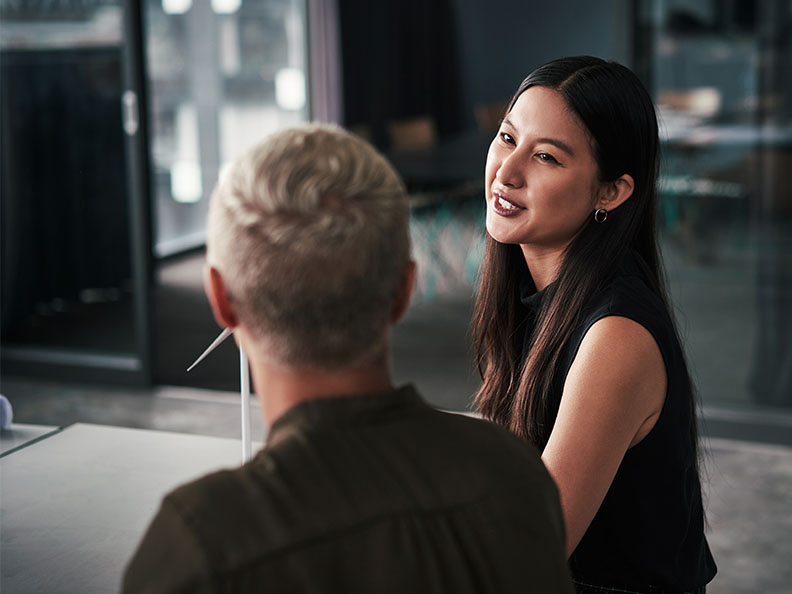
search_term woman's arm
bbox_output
[541,315,667,557]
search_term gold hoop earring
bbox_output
[594,208,608,224]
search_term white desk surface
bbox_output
[0,423,59,455]
[1,422,259,594]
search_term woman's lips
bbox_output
[491,192,524,217]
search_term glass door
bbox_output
[0,0,153,384]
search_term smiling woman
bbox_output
[484,86,633,287]
[472,56,717,594]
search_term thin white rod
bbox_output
[186,328,233,372]
[240,349,252,462]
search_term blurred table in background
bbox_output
[386,130,491,194]
[385,131,492,301]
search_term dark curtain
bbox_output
[338,0,464,148]
[0,47,131,335]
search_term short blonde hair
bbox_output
[207,123,410,368]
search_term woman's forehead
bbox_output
[509,89,588,139]
[507,87,595,156]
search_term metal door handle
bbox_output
[122,90,139,136]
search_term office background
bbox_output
[1,2,791,591]
[2,0,790,427]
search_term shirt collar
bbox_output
[518,248,647,314]
[266,384,427,447]
[518,267,554,314]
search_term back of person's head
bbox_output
[207,123,410,369]
[508,55,661,274]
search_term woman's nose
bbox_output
[495,151,526,189]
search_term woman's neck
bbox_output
[520,245,564,291]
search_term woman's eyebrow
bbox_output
[537,137,575,156]
[500,118,575,157]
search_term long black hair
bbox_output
[473,56,698,453]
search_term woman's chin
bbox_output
[485,215,522,246]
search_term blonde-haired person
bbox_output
[206,124,411,374]
[123,124,573,594]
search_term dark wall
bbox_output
[451,0,632,129]
[338,0,633,140]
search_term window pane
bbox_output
[145,0,309,257]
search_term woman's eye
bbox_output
[499,132,516,145]
[537,152,559,164]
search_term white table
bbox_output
[0,423,59,455]
[1,423,258,594]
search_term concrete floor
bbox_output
[702,438,792,593]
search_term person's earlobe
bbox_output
[597,173,635,212]
[204,265,239,330]
[391,260,417,323]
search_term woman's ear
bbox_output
[597,173,635,212]
[204,265,239,330]
[391,260,417,323]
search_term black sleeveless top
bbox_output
[519,251,717,592]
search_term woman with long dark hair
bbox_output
[473,56,717,593]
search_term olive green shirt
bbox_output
[122,386,572,593]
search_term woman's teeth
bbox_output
[498,196,520,210]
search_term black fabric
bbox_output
[574,581,706,594]
[122,386,574,594]
[518,252,717,592]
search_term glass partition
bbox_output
[638,0,792,411]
